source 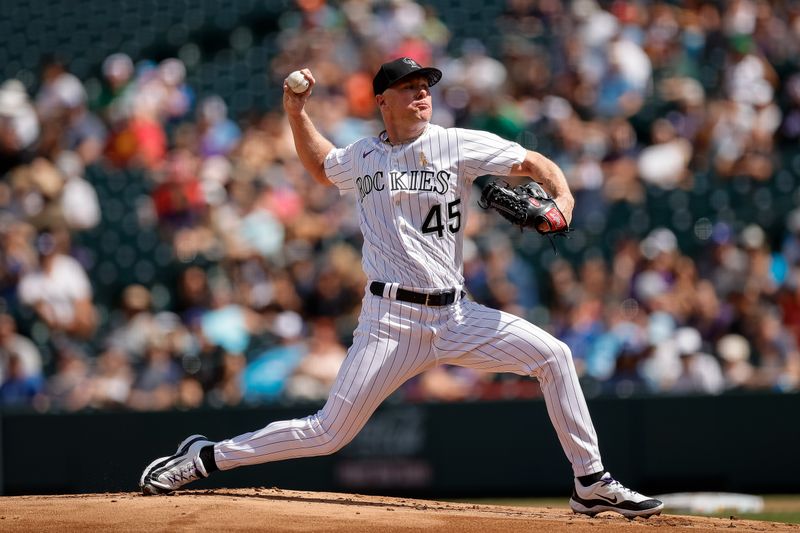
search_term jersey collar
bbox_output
[378,123,430,147]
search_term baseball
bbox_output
[286,70,310,93]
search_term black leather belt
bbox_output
[370,281,460,306]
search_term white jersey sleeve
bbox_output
[458,128,527,182]
[324,141,360,195]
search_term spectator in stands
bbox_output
[601,117,641,203]
[480,233,539,315]
[595,34,650,118]
[7,157,67,230]
[0,352,42,408]
[585,305,646,382]
[781,209,800,266]
[778,263,800,349]
[284,317,346,401]
[716,333,755,391]
[35,58,70,119]
[750,310,800,391]
[176,375,205,409]
[200,276,262,355]
[605,339,650,397]
[671,327,725,395]
[175,266,212,325]
[108,82,168,170]
[206,351,245,408]
[740,224,781,297]
[161,182,214,263]
[127,338,182,411]
[157,58,194,124]
[17,229,97,339]
[53,150,101,231]
[780,73,800,144]
[89,347,134,409]
[213,177,285,262]
[403,365,480,402]
[0,79,40,177]
[44,342,92,411]
[35,71,106,165]
[559,298,604,378]
[303,266,355,319]
[637,119,693,189]
[0,313,42,384]
[0,221,38,302]
[241,311,305,403]
[638,312,680,392]
[197,96,241,158]
[688,279,735,346]
[95,53,136,125]
[106,284,158,361]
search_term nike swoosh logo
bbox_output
[363,149,375,158]
[597,495,618,504]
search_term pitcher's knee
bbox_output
[556,340,574,361]
[545,340,576,372]
[316,432,350,455]
[313,416,358,456]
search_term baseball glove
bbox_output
[478,181,570,236]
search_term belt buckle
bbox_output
[424,293,431,306]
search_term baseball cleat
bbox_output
[140,434,214,495]
[569,472,663,519]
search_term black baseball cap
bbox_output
[372,57,442,95]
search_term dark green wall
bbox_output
[2,393,797,496]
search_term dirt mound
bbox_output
[2,488,797,532]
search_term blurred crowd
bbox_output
[1,0,800,412]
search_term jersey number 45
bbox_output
[421,199,461,238]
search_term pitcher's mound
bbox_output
[2,488,797,532]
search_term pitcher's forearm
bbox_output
[287,110,335,185]
[510,150,574,223]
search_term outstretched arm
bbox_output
[508,150,574,225]
[283,69,335,186]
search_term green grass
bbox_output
[697,509,800,524]
[711,511,800,524]
[712,495,800,524]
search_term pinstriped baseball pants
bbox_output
[214,294,604,477]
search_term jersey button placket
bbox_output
[389,145,401,206]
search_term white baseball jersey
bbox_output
[212,123,604,481]
[323,123,526,290]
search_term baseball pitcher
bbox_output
[140,58,663,519]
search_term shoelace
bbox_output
[601,476,641,499]
[164,461,200,485]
